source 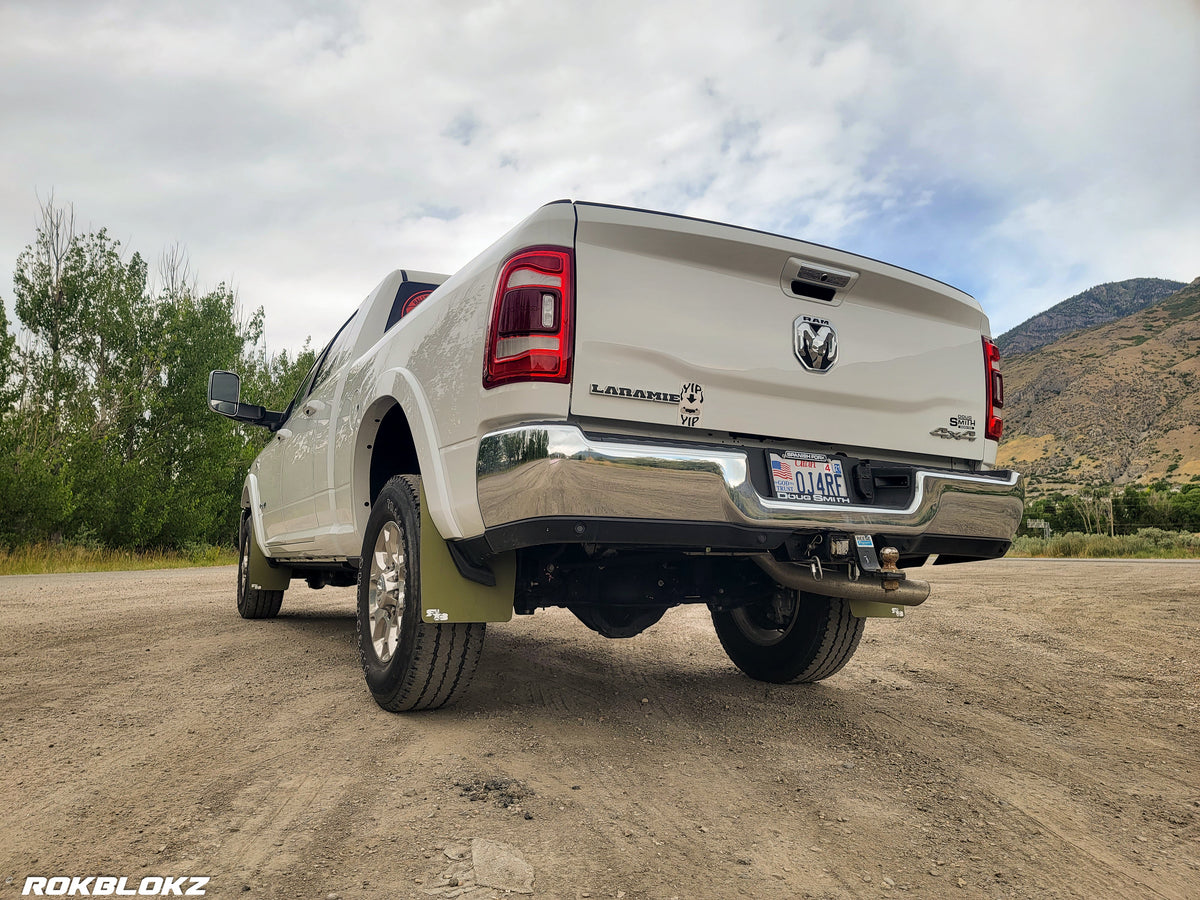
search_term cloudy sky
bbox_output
[1,0,1197,353]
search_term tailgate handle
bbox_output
[791,280,836,302]
[781,257,859,303]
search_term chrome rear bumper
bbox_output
[476,425,1023,541]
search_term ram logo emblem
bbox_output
[794,315,838,373]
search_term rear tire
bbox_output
[237,511,284,619]
[356,474,486,711]
[711,589,864,683]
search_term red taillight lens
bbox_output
[484,247,573,388]
[983,337,1004,442]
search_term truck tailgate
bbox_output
[569,203,990,461]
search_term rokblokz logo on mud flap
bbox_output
[22,876,209,896]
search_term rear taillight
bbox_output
[983,337,1004,441]
[483,247,574,388]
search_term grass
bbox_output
[9,530,1200,573]
[0,542,238,576]
[1009,528,1200,559]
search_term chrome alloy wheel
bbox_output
[367,521,407,662]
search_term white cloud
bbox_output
[0,0,1196,350]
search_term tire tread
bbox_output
[797,595,863,683]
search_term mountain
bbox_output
[996,277,1185,356]
[997,277,1200,487]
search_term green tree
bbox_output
[1,197,313,550]
[10,195,77,428]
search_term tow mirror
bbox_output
[207,370,285,430]
[208,370,241,417]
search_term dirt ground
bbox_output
[1,559,1197,899]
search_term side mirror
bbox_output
[207,370,284,429]
[208,370,242,417]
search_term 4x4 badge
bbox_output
[930,426,977,442]
[794,315,838,373]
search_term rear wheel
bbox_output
[356,474,486,711]
[237,511,283,619]
[711,588,864,683]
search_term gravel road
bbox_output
[1,560,1197,899]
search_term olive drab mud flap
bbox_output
[419,488,515,623]
[246,521,292,591]
[849,599,907,619]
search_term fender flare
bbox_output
[355,367,464,540]
[239,473,272,560]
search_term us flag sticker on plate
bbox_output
[771,457,794,493]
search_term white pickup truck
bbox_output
[208,201,1023,712]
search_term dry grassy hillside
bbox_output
[998,278,1200,488]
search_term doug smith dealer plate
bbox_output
[768,450,850,503]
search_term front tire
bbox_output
[711,589,864,683]
[237,511,284,619]
[356,475,486,712]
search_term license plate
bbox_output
[768,451,851,504]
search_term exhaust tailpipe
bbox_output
[754,555,930,607]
